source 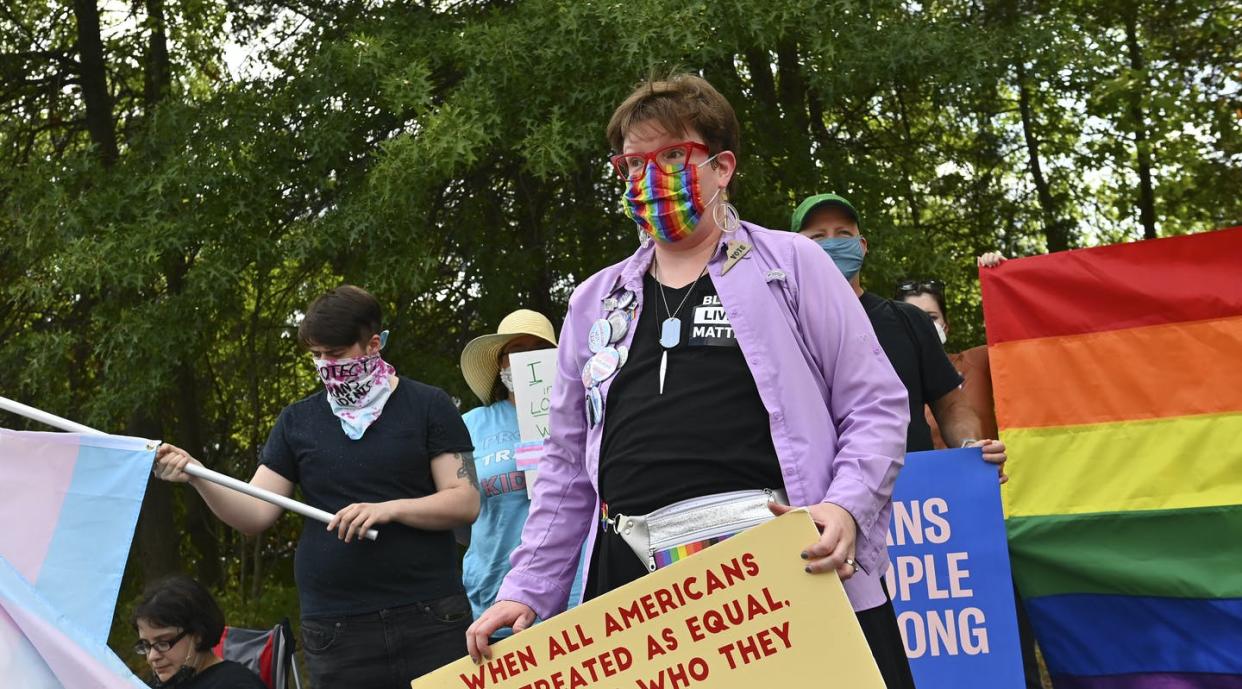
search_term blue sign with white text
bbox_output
[885,448,1024,689]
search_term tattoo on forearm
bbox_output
[456,452,479,490]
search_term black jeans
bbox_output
[301,593,471,689]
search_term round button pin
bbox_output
[616,344,629,368]
[607,310,630,342]
[589,386,604,424]
[587,319,612,353]
[588,347,621,383]
[614,289,635,309]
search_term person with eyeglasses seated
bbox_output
[132,575,267,689]
[790,195,1006,481]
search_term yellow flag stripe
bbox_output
[1001,411,1242,518]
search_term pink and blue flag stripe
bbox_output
[0,429,154,643]
[0,555,146,688]
[514,440,543,472]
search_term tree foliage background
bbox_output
[1,0,1238,666]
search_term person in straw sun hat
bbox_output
[461,309,558,406]
[458,308,559,640]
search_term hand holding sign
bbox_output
[885,448,1024,688]
[468,601,537,663]
[768,502,860,580]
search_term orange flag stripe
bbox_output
[992,314,1242,430]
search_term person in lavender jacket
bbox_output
[466,74,914,688]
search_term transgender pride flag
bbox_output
[982,227,1242,689]
[0,428,154,687]
[0,557,146,688]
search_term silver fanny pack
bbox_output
[608,488,789,572]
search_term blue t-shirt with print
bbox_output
[463,400,583,637]
[462,401,531,638]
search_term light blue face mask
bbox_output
[816,236,865,280]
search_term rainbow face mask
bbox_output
[621,157,720,243]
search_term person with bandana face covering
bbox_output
[467,74,916,688]
[791,194,1007,482]
[132,576,267,689]
[153,285,480,689]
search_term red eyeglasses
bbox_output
[610,141,714,181]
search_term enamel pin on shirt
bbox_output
[720,240,752,276]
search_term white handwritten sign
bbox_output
[510,349,557,497]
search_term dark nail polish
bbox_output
[800,551,808,560]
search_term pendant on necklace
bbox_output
[659,350,668,395]
[660,318,681,349]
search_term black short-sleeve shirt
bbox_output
[860,292,963,452]
[261,376,473,619]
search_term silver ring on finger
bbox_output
[845,558,858,572]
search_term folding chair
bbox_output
[213,617,304,689]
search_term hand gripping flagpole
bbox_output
[0,396,378,541]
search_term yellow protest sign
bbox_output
[412,510,885,689]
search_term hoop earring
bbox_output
[712,195,741,234]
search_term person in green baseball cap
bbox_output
[789,194,1007,475]
[789,193,868,291]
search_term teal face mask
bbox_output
[816,236,865,280]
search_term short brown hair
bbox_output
[131,575,224,652]
[606,73,740,158]
[297,285,382,349]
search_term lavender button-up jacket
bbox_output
[496,222,909,616]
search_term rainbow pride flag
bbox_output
[981,227,1242,689]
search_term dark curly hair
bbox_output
[131,575,224,652]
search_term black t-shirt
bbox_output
[261,376,474,619]
[589,273,784,596]
[148,660,267,689]
[859,292,963,452]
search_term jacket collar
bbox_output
[611,224,756,293]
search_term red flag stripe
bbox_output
[980,226,1242,345]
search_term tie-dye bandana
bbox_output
[622,160,711,243]
[314,353,396,440]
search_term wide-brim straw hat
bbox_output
[460,309,557,405]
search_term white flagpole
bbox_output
[0,396,378,541]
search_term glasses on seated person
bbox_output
[133,629,188,656]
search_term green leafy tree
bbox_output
[0,1,1236,669]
